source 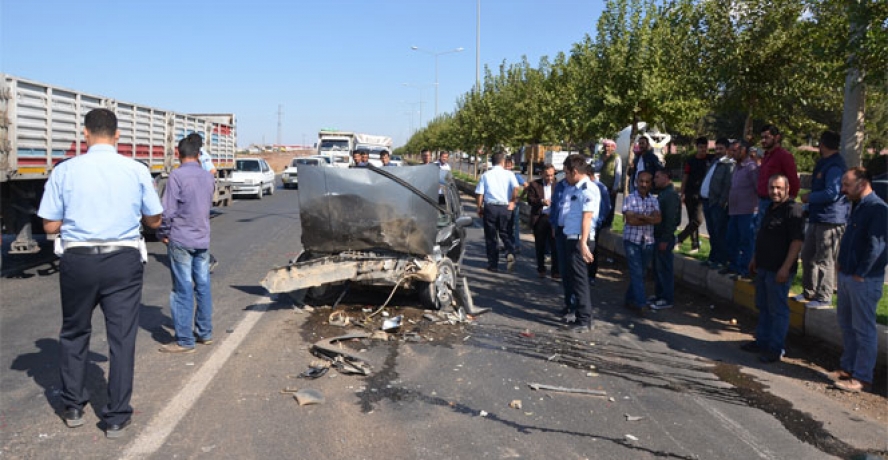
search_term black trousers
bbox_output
[59,248,143,426]
[677,195,703,248]
[565,238,595,326]
[483,204,514,269]
[532,214,558,275]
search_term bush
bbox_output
[790,148,819,173]
[664,152,687,171]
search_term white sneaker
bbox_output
[649,300,673,310]
[792,294,808,302]
[506,253,516,271]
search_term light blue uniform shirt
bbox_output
[38,144,164,242]
[475,165,519,205]
[562,176,600,240]
[199,148,216,172]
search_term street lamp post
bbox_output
[410,46,464,118]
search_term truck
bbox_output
[0,74,237,254]
[316,130,355,168]
[316,130,394,168]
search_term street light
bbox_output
[402,83,431,127]
[410,45,464,118]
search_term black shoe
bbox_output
[486,267,499,273]
[63,407,84,428]
[758,351,782,363]
[718,267,735,275]
[105,418,132,439]
[740,341,762,353]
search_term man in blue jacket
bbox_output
[797,131,848,307]
[832,167,887,393]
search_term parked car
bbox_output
[390,155,404,166]
[282,156,331,189]
[231,158,276,199]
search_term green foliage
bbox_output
[789,148,820,173]
[403,0,884,169]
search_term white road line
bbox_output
[121,299,270,459]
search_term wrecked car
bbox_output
[261,164,485,314]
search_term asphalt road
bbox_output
[1,176,885,459]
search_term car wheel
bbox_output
[256,188,263,200]
[268,182,274,196]
[419,258,456,310]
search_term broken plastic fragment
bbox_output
[624,434,638,442]
[625,414,644,421]
[293,389,325,405]
[479,410,488,417]
[509,400,522,410]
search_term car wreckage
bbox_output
[261,164,488,316]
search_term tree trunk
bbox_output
[624,115,639,195]
[841,4,867,167]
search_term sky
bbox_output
[1,1,605,149]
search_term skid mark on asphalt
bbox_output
[121,298,270,459]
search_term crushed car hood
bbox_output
[298,165,440,255]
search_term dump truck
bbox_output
[261,164,486,314]
[0,74,237,254]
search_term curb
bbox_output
[596,230,887,367]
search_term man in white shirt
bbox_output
[475,153,520,272]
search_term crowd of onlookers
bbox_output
[462,123,887,394]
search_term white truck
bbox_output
[0,74,237,254]
[316,130,393,168]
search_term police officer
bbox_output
[560,154,600,332]
[475,152,520,272]
[38,108,163,438]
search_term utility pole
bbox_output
[276,105,283,150]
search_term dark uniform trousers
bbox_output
[565,238,595,326]
[59,248,143,426]
[532,213,558,275]
[483,204,514,269]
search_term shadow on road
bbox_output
[10,338,108,417]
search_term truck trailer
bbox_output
[0,74,237,254]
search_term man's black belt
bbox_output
[65,246,133,255]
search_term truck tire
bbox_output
[419,258,456,310]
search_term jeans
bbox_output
[800,223,844,302]
[703,199,729,265]
[836,273,882,383]
[727,214,755,276]
[168,242,213,347]
[624,240,654,307]
[753,268,793,355]
[653,236,675,303]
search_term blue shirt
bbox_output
[157,162,216,249]
[562,176,600,240]
[838,192,888,279]
[38,144,163,242]
[475,165,519,205]
[551,179,568,227]
[199,149,216,172]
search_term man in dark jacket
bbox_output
[630,135,663,191]
[650,169,681,309]
[525,164,558,278]
[701,138,734,269]
[676,137,711,252]
[797,131,848,307]
[832,167,887,393]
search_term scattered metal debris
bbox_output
[527,383,607,397]
[311,333,372,375]
[625,414,645,421]
[328,311,351,327]
[298,360,331,379]
[280,387,300,394]
[624,434,639,442]
[382,315,402,332]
